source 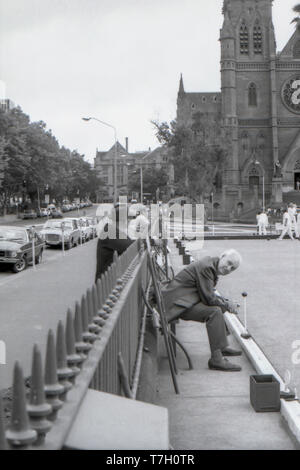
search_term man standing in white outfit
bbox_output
[258,211,268,235]
[278,207,294,240]
[291,204,299,239]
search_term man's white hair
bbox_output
[219,249,242,267]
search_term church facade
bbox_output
[177,0,300,218]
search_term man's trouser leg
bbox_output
[279,227,288,239]
[286,227,294,239]
[180,303,228,353]
[263,224,267,235]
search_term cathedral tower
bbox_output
[220,0,276,206]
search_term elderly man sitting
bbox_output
[162,249,243,372]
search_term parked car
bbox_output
[36,208,49,218]
[50,208,63,218]
[40,219,81,249]
[64,217,92,242]
[79,217,93,241]
[85,216,98,238]
[21,209,38,220]
[0,226,44,273]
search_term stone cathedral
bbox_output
[176,0,300,218]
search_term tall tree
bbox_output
[127,167,169,200]
[291,4,300,29]
[0,106,103,212]
[152,112,229,202]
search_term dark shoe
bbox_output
[208,357,242,372]
[222,346,242,357]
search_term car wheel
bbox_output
[35,251,43,265]
[12,256,27,273]
[66,239,72,250]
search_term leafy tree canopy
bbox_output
[151,112,229,202]
[291,3,300,28]
[0,107,102,208]
[127,166,169,199]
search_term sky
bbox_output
[0,0,299,164]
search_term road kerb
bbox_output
[224,312,300,445]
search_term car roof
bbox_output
[44,219,66,223]
[0,225,27,230]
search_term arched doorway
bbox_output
[294,159,300,190]
[249,165,260,188]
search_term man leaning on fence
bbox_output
[95,203,133,282]
[161,249,243,372]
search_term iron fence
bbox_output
[0,239,150,449]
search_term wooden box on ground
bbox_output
[250,375,280,412]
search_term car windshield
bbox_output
[0,229,26,241]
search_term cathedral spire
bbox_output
[178,74,184,95]
[220,7,234,39]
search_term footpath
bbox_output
[155,240,297,450]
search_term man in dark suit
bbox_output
[162,249,243,371]
[95,203,133,282]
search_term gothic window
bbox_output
[191,103,196,110]
[249,165,259,177]
[253,20,263,54]
[248,83,257,106]
[202,96,206,103]
[293,40,300,59]
[240,21,249,54]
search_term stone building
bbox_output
[177,0,300,218]
[0,99,15,113]
[94,139,174,202]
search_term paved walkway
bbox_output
[155,241,297,450]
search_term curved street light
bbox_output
[82,116,118,205]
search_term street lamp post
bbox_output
[211,192,215,236]
[254,160,265,211]
[82,116,118,205]
[140,166,143,203]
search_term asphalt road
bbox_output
[0,205,97,227]
[0,205,99,389]
[0,237,98,389]
[184,238,300,392]
[0,205,98,282]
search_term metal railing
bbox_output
[0,239,150,449]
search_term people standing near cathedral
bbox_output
[258,210,268,236]
[256,210,261,235]
[278,206,294,241]
[291,203,299,239]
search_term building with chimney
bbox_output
[177,0,300,218]
[94,139,174,202]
